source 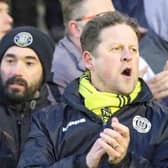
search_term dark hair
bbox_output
[80,11,140,53]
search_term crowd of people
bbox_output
[0,0,168,167]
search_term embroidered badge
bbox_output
[133,115,151,133]
[101,107,112,122]
[14,32,33,47]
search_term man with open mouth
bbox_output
[18,11,168,168]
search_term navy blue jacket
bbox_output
[18,79,168,168]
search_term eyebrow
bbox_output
[4,54,39,61]
[3,53,16,58]
[24,56,39,61]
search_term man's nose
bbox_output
[12,63,24,76]
[5,13,13,25]
[120,49,132,62]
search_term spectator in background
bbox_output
[0,0,13,39]
[140,0,168,73]
[18,11,168,168]
[44,0,64,42]
[139,0,168,104]
[51,0,115,94]
[10,0,64,42]
[113,0,148,35]
[11,0,37,27]
[0,26,59,167]
[51,0,154,94]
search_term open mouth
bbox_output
[121,68,132,76]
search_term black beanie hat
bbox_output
[0,26,55,83]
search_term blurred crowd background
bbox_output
[8,0,65,43]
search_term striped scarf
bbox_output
[79,72,141,123]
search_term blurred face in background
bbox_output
[68,0,115,50]
[0,1,13,39]
[75,0,115,27]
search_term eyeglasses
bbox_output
[75,11,110,22]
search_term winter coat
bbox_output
[51,36,85,94]
[0,84,59,168]
[18,79,168,168]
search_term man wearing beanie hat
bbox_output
[0,26,60,167]
[0,0,13,39]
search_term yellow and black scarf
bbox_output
[79,72,141,123]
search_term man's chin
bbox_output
[119,85,135,95]
[9,89,25,96]
[7,94,26,104]
[5,89,27,104]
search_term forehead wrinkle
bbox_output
[99,24,138,47]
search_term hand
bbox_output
[138,26,148,39]
[99,117,130,165]
[163,60,168,71]
[86,138,106,168]
[147,70,168,100]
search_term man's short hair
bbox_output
[60,0,85,25]
[80,11,141,54]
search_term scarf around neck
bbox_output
[79,72,141,123]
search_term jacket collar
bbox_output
[63,78,153,112]
[59,36,85,71]
[0,84,50,115]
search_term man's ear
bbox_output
[68,20,81,38]
[82,51,94,70]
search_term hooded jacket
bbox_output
[18,79,168,168]
[0,83,59,168]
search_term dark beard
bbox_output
[3,76,41,104]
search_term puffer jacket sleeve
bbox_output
[105,142,168,168]
[18,103,168,168]
[17,105,88,168]
[116,144,168,168]
[110,113,168,168]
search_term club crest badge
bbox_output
[133,115,151,133]
[13,32,33,47]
